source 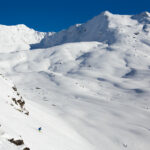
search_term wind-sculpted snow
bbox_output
[0,11,150,150]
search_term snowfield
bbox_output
[0,11,150,150]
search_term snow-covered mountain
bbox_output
[1,11,150,150]
[31,11,150,49]
[0,24,48,52]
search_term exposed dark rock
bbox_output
[12,98,17,105]
[12,86,17,91]
[17,99,25,108]
[25,111,29,115]
[23,147,30,150]
[8,138,24,146]
[36,87,41,89]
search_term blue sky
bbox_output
[0,0,149,32]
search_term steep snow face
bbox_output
[31,11,150,49]
[0,24,46,52]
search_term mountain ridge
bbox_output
[1,11,150,52]
[30,11,150,49]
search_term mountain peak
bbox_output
[15,24,30,29]
[0,24,46,52]
[100,11,112,16]
[0,24,29,30]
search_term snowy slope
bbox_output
[0,74,92,150]
[0,11,150,150]
[0,24,47,52]
[0,41,150,150]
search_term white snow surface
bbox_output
[0,11,150,150]
[0,24,47,52]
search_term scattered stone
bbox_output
[12,98,17,105]
[16,109,23,112]
[12,86,17,91]
[36,87,41,89]
[8,138,24,146]
[123,143,127,148]
[23,147,30,150]
[17,99,25,108]
[134,32,139,35]
[25,111,29,115]
[10,103,14,106]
